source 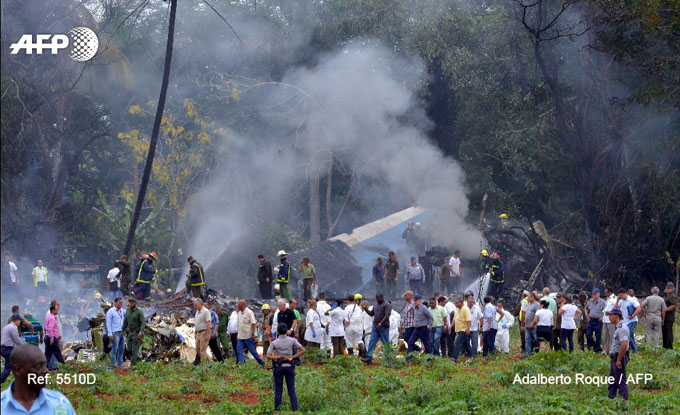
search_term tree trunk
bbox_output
[123,0,177,257]
[308,153,321,244]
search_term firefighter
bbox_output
[133,252,157,301]
[499,213,509,228]
[186,256,206,299]
[489,252,504,301]
[479,250,491,276]
[276,250,292,300]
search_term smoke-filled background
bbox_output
[2,0,679,302]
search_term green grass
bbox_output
[6,327,680,414]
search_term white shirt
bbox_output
[362,308,374,332]
[444,301,456,326]
[8,262,18,283]
[603,295,616,324]
[327,308,345,337]
[227,311,239,334]
[107,267,121,287]
[496,309,514,330]
[317,301,331,325]
[305,309,322,343]
[560,304,578,329]
[389,310,401,345]
[536,309,553,326]
[449,257,461,276]
[34,267,47,282]
[469,304,483,331]
[344,304,363,329]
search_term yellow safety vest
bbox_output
[520,297,529,321]
[32,267,48,287]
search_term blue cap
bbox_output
[414,294,422,300]
[11,314,22,321]
[609,308,623,317]
[592,288,600,294]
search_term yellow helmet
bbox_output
[261,304,271,311]
[354,294,363,300]
[481,249,489,257]
[499,213,509,219]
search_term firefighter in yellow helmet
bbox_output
[499,213,509,228]
[186,256,206,299]
[489,252,504,301]
[480,249,491,275]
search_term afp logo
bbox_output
[10,27,99,62]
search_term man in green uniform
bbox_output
[662,281,677,350]
[122,297,146,365]
[214,305,232,357]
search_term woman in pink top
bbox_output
[44,303,65,366]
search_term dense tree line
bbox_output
[1,0,678,287]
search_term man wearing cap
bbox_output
[585,289,606,353]
[405,257,425,296]
[215,305,232,357]
[276,251,292,300]
[0,344,76,414]
[607,309,630,401]
[1,315,23,383]
[385,252,400,299]
[257,255,273,299]
[662,282,677,349]
[406,295,433,362]
[122,297,145,366]
[641,286,666,350]
[134,252,158,301]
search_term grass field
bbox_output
[24,325,680,415]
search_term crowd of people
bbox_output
[2,243,679,412]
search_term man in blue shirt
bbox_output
[615,288,641,353]
[205,302,224,362]
[482,296,498,356]
[1,344,76,414]
[372,257,385,295]
[106,297,126,369]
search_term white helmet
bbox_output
[415,222,421,227]
[277,250,287,257]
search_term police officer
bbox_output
[662,282,677,349]
[276,250,292,300]
[608,308,630,401]
[266,323,305,412]
[186,256,206,299]
[134,252,157,301]
[122,297,145,366]
[489,252,504,300]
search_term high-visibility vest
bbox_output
[189,262,205,286]
[519,297,529,321]
[33,267,48,287]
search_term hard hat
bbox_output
[354,294,362,300]
[408,221,413,227]
[140,253,148,260]
[491,252,500,260]
[262,304,271,311]
[95,292,102,299]
[499,213,509,219]
[481,249,489,256]
[148,251,158,260]
[277,250,287,257]
[415,222,421,227]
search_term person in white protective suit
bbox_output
[494,299,515,353]
[344,294,365,356]
[389,309,401,346]
[316,292,332,350]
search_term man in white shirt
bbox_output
[344,295,364,356]
[227,309,239,361]
[466,294,483,357]
[106,265,121,300]
[494,299,515,353]
[235,299,264,367]
[449,251,463,294]
[441,296,456,357]
[601,288,616,354]
[3,253,19,298]
[316,293,332,350]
